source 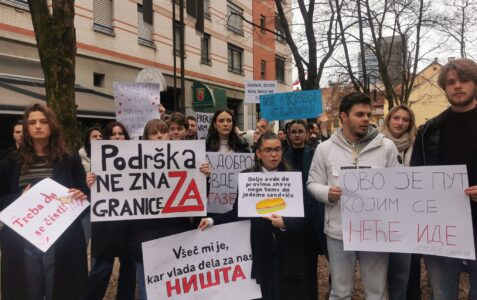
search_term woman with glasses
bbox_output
[283,120,327,300]
[198,132,307,300]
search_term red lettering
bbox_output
[182,274,198,294]
[166,278,181,297]
[199,269,220,289]
[231,265,246,281]
[162,171,204,213]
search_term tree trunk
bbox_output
[28,0,79,149]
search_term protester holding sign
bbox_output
[307,93,399,300]
[0,103,89,299]
[381,104,417,300]
[411,58,477,299]
[85,121,136,300]
[283,119,326,300]
[199,132,307,300]
[205,109,250,153]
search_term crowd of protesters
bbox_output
[0,58,477,300]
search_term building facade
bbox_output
[0,0,293,148]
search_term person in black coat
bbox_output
[198,132,307,300]
[283,119,327,300]
[0,103,88,300]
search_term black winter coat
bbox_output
[213,162,307,299]
[0,153,88,300]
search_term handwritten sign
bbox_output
[113,82,161,137]
[340,165,475,259]
[196,112,214,140]
[259,90,323,121]
[206,152,255,213]
[238,172,304,217]
[0,178,89,252]
[142,221,262,300]
[90,140,207,221]
[244,80,277,104]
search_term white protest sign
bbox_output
[0,178,89,252]
[196,112,214,140]
[340,165,475,259]
[143,221,261,300]
[244,80,277,104]
[206,152,255,213]
[90,140,207,221]
[113,82,161,137]
[238,172,304,217]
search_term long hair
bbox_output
[206,109,244,152]
[381,104,417,143]
[20,103,71,170]
[286,119,308,146]
[103,121,131,140]
[253,131,293,171]
[83,126,102,158]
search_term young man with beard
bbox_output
[307,92,399,299]
[410,58,477,299]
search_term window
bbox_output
[138,4,154,48]
[228,43,243,74]
[94,73,105,87]
[0,0,28,10]
[275,56,285,82]
[93,0,114,35]
[227,1,243,35]
[275,14,285,43]
[260,15,266,32]
[201,33,211,65]
[174,21,185,56]
[204,0,210,19]
[260,60,266,79]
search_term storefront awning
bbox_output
[0,77,115,119]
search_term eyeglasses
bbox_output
[290,130,306,135]
[259,147,281,154]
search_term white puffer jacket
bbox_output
[307,128,400,240]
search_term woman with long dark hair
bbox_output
[79,126,102,173]
[206,109,249,153]
[0,103,88,299]
[199,132,307,300]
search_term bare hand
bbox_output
[263,214,285,229]
[86,173,96,188]
[328,186,342,203]
[465,186,477,202]
[199,163,211,177]
[68,188,87,201]
[22,184,31,195]
[198,218,211,231]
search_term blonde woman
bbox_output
[381,104,417,300]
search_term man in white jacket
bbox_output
[307,92,399,300]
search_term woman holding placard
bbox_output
[206,109,250,153]
[0,103,88,299]
[284,119,327,300]
[198,132,307,300]
[381,104,417,300]
[84,121,136,300]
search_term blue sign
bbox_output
[259,90,323,121]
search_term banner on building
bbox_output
[238,172,304,217]
[206,152,255,213]
[113,82,161,137]
[90,140,207,221]
[340,165,475,259]
[259,90,323,121]
[142,221,262,300]
[0,178,89,252]
[244,80,277,104]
